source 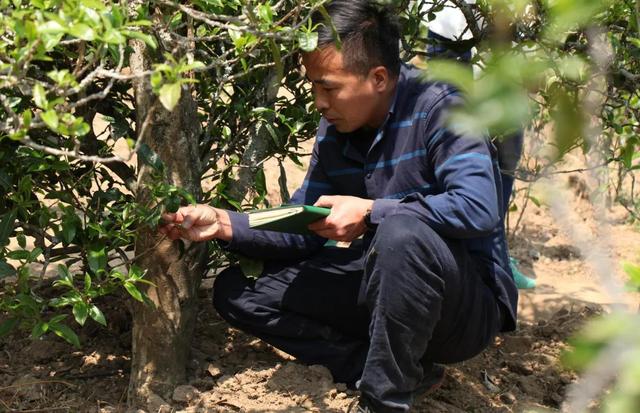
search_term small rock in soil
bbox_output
[517,376,541,396]
[505,360,533,375]
[176,407,199,413]
[147,392,171,413]
[500,335,534,354]
[499,392,516,405]
[173,384,200,403]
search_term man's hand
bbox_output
[159,204,232,242]
[309,195,374,241]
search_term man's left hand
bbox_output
[309,195,374,241]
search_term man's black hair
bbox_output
[312,0,401,77]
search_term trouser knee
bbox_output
[366,214,449,293]
[371,214,443,265]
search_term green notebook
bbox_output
[248,204,331,235]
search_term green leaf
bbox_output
[278,161,290,204]
[29,247,42,261]
[33,83,47,109]
[22,110,32,128]
[424,60,475,95]
[254,167,267,199]
[41,110,59,131]
[69,23,95,41]
[0,261,16,278]
[0,209,17,247]
[103,29,126,44]
[58,264,72,283]
[164,196,180,213]
[17,233,26,248]
[84,273,92,292]
[137,143,165,172]
[31,321,48,338]
[61,220,76,244]
[37,20,65,35]
[50,314,68,324]
[297,31,318,52]
[623,262,640,289]
[528,196,541,208]
[238,255,264,279]
[87,247,107,273]
[73,302,88,326]
[158,82,182,111]
[124,282,144,302]
[7,250,30,261]
[0,318,18,337]
[128,265,145,281]
[121,30,158,49]
[50,323,81,348]
[0,170,11,190]
[257,4,273,23]
[88,304,106,326]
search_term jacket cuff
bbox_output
[221,210,250,251]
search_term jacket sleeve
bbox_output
[223,122,334,259]
[369,92,501,239]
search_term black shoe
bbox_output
[348,366,445,413]
[415,363,446,396]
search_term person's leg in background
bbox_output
[494,132,536,289]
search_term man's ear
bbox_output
[370,66,390,92]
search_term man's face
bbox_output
[302,47,387,133]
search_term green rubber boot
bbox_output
[510,257,536,289]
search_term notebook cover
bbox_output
[248,205,331,235]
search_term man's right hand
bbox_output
[159,204,232,242]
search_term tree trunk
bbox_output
[127,37,207,408]
[227,69,281,200]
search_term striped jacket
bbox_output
[226,64,518,331]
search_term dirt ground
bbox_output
[1,139,640,412]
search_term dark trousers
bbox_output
[494,130,524,213]
[213,214,504,412]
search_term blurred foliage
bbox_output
[406,1,640,411]
[417,0,639,205]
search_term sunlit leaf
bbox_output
[73,302,88,326]
[31,321,48,338]
[33,83,47,109]
[158,82,182,111]
[297,30,318,52]
[87,246,107,273]
[40,110,59,131]
[68,23,95,41]
[88,305,107,326]
[124,282,144,302]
